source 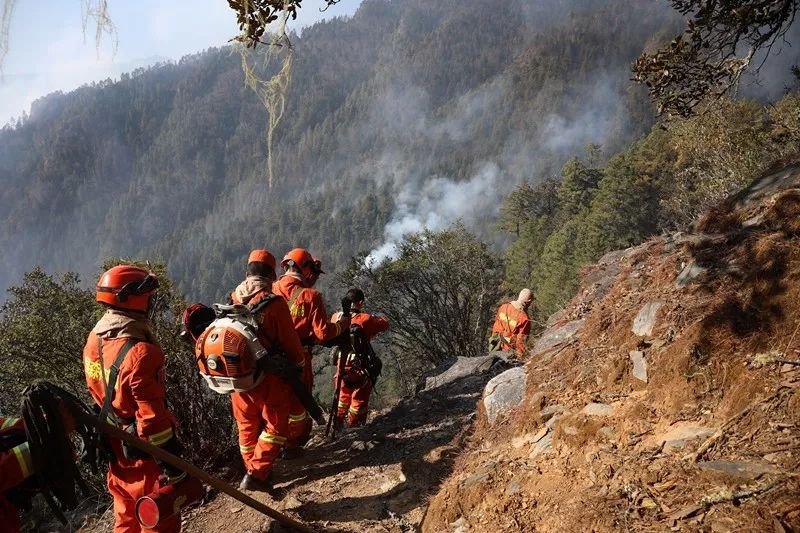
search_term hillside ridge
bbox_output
[422,162,800,532]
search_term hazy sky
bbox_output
[0,0,361,125]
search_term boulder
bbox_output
[632,301,663,337]
[421,353,512,392]
[483,366,528,425]
[532,319,584,358]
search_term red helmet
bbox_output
[247,249,276,272]
[280,248,315,279]
[96,265,159,313]
[181,303,216,343]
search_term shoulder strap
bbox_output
[249,292,280,314]
[287,287,306,309]
[97,336,139,425]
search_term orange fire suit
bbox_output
[336,312,389,427]
[273,274,342,446]
[83,311,180,533]
[0,416,33,533]
[490,302,531,354]
[230,277,306,480]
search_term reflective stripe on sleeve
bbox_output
[13,442,33,479]
[148,426,174,446]
[1,417,20,429]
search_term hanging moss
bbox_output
[0,0,16,76]
[237,1,294,189]
[81,0,118,57]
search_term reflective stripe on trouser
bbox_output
[338,379,372,427]
[285,403,312,449]
[336,399,349,420]
[230,375,291,480]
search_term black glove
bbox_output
[121,422,148,461]
[155,436,187,486]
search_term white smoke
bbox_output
[367,162,504,265]
[365,71,630,266]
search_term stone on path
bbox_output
[632,301,663,337]
[675,261,706,288]
[655,425,716,452]
[539,404,565,422]
[698,460,780,480]
[629,350,648,383]
[581,402,615,417]
[532,319,584,358]
[530,432,553,457]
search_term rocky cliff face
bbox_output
[423,163,800,532]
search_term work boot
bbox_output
[239,473,286,500]
[333,416,345,432]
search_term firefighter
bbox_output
[0,416,34,533]
[273,248,349,450]
[332,288,389,427]
[489,288,533,354]
[229,249,307,492]
[83,264,187,533]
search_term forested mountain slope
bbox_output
[0,0,679,299]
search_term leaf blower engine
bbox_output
[183,302,272,394]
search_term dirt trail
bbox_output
[181,372,499,533]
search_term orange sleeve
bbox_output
[307,291,341,342]
[264,298,306,368]
[128,343,175,447]
[356,314,389,339]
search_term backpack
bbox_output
[194,296,278,394]
[343,326,382,387]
